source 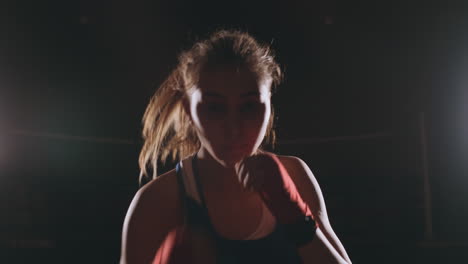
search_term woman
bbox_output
[120,30,352,264]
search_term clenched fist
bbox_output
[234,150,273,192]
[234,151,317,246]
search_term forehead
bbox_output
[196,66,267,99]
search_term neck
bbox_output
[195,147,239,186]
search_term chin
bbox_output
[216,150,249,167]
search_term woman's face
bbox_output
[184,66,272,168]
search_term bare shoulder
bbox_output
[265,151,313,178]
[276,154,305,172]
[273,153,327,218]
[137,168,181,206]
[127,168,184,229]
[274,152,319,189]
[120,168,183,263]
[259,150,319,199]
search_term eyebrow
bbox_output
[204,91,260,98]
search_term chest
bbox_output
[188,155,297,240]
[201,182,264,240]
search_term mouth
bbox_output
[224,145,249,151]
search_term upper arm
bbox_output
[282,156,330,227]
[120,171,183,264]
[282,155,352,263]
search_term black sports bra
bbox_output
[174,154,303,264]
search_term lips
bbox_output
[224,145,248,150]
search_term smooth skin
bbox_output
[120,66,352,263]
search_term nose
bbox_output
[223,110,242,140]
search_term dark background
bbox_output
[1,0,468,263]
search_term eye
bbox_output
[240,102,259,113]
[206,103,226,113]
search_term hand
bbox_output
[235,151,313,223]
[234,150,274,192]
[235,151,317,246]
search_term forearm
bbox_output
[318,222,352,264]
[298,227,348,264]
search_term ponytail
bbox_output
[138,29,281,186]
[138,69,200,186]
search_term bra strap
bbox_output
[175,162,188,225]
[191,154,209,208]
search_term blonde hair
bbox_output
[138,29,283,185]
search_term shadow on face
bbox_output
[185,66,272,167]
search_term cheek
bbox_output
[194,105,220,129]
[245,107,268,131]
[238,105,270,146]
[192,105,222,143]
[255,105,271,138]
